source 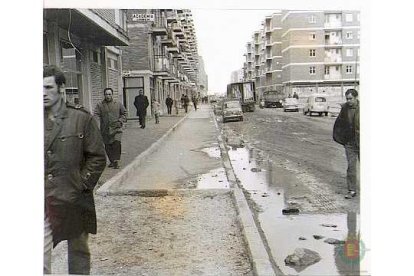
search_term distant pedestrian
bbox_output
[43,65,106,274]
[180,94,185,109]
[293,92,299,99]
[166,95,173,115]
[134,89,149,129]
[94,87,127,169]
[183,94,190,113]
[333,89,360,199]
[152,99,161,124]
[192,95,198,111]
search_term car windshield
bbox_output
[285,98,298,104]
[315,97,326,102]
[224,101,240,108]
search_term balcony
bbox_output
[172,22,185,38]
[325,36,342,46]
[324,21,342,29]
[324,55,342,63]
[166,11,178,23]
[324,73,342,80]
[152,16,168,36]
[154,55,170,76]
[266,52,272,60]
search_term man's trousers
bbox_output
[44,217,91,274]
[344,143,360,192]
[105,140,121,163]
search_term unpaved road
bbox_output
[220,107,359,214]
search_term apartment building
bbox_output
[122,9,202,118]
[281,10,360,102]
[242,10,360,103]
[43,9,129,112]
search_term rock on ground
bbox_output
[284,248,321,267]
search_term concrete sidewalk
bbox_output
[97,108,188,186]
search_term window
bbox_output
[357,48,360,56]
[309,32,316,40]
[357,13,360,22]
[309,15,316,23]
[107,58,119,70]
[309,49,316,57]
[346,32,353,39]
[346,65,353,74]
[309,66,316,75]
[325,66,330,75]
[345,14,353,22]
[346,49,354,57]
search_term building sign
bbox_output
[132,13,155,22]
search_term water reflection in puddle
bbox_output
[227,145,362,275]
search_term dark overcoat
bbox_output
[44,103,106,246]
[134,95,149,116]
[333,102,360,149]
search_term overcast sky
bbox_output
[191,9,278,95]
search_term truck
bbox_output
[226,81,256,112]
[262,90,285,108]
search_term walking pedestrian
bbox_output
[134,89,149,129]
[333,89,360,199]
[183,94,190,113]
[166,95,173,115]
[192,95,198,111]
[43,65,106,275]
[293,92,299,100]
[152,99,161,124]
[180,94,185,109]
[94,88,127,169]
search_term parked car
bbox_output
[283,98,299,112]
[328,103,342,117]
[263,91,285,108]
[303,95,329,116]
[213,101,223,116]
[222,100,243,123]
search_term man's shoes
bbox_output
[113,161,120,169]
[345,190,357,199]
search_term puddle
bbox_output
[196,167,229,189]
[227,145,365,275]
[200,146,221,159]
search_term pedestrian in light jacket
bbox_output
[134,89,149,128]
[43,65,106,274]
[94,88,127,169]
[333,88,360,199]
[152,99,161,124]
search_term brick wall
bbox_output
[122,23,151,71]
[93,9,116,25]
[108,68,120,101]
[90,61,104,109]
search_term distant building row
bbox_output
[240,10,360,102]
[43,9,208,118]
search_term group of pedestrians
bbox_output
[43,64,201,275]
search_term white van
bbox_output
[303,95,329,116]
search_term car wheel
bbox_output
[240,117,244,121]
[325,112,328,116]
[303,109,307,115]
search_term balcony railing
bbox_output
[324,73,342,80]
[325,37,342,45]
[154,55,170,73]
[324,22,342,29]
[324,55,342,63]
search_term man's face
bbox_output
[43,76,62,109]
[139,90,144,95]
[104,90,113,101]
[346,94,358,107]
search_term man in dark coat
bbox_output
[94,88,127,169]
[183,94,190,113]
[333,88,360,199]
[133,89,149,128]
[43,65,106,274]
[166,95,173,115]
[192,95,198,111]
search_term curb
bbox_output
[96,113,189,196]
[212,112,277,276]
